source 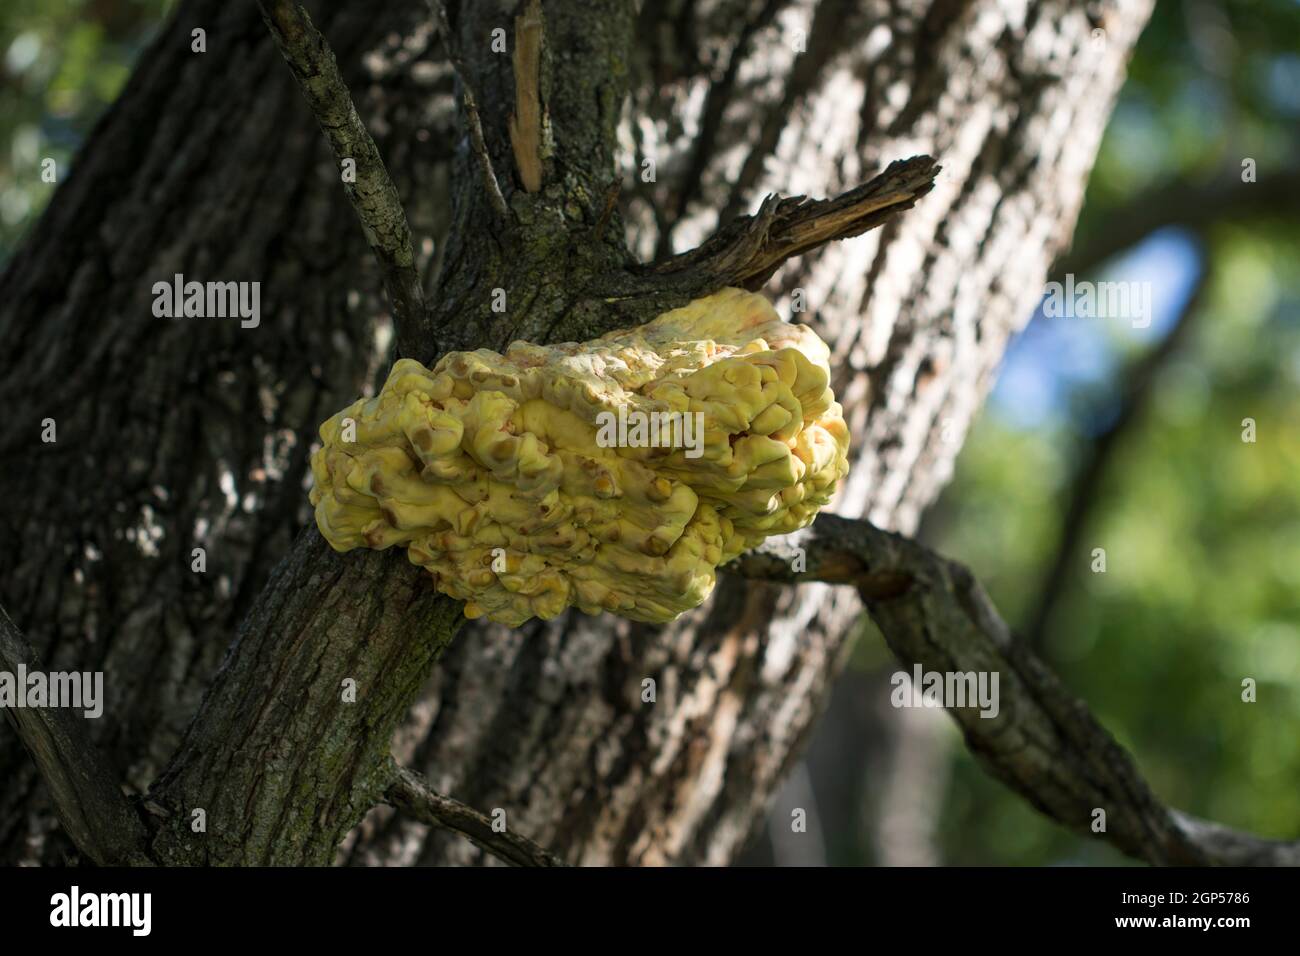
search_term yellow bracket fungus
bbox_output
[309,288,850,625]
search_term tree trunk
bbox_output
[0,0,1152,866]
[0,0,449,863]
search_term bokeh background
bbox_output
[3,0,1297,865]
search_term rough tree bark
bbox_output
[0,0,1152,865]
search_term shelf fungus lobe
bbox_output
[309,288,850,625]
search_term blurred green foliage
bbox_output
[1,0,173,259]
[925,0,1300,865]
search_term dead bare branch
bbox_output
[385,763,567,867]
[649,155,940,289]
[727,514,1300,867]
[587,156,942,332]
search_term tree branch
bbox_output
[0,605,151,865]
[385,764,566,867]
[430,0,509,220]
[1024,252,1210,647]
[586,155,942,332]
[646,155,940,290]
[726,515,1300,866]
[256,0,427,355]
[1052,166,1300,280]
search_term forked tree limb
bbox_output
[0,605,152,865]
[727,515,1300,867]
[256,0,427,355]
[385,764,567,867]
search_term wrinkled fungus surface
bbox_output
[310,288,850,625]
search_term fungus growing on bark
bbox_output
[309,288,850,625]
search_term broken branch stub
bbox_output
[650,155,941,290]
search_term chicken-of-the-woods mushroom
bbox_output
[309,287,850,625]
